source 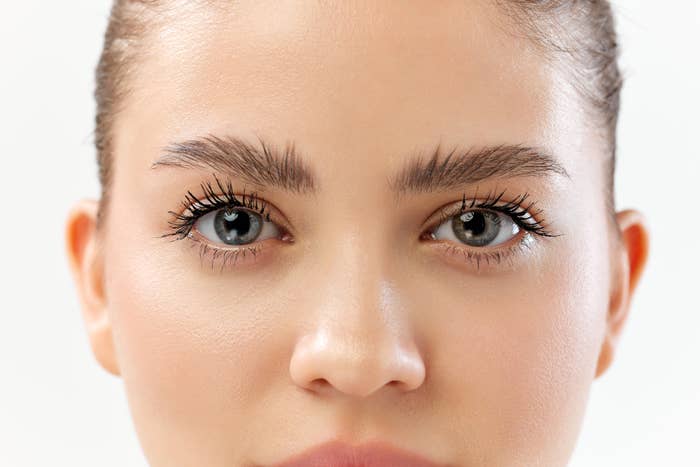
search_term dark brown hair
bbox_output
[94,0,622,228]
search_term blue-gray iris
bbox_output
[213,208,262,245]
[452,211,502,247]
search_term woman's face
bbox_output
[69,1,645,466]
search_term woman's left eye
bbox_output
[430,209,520,247]
[195,207,281,246]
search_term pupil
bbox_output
[214,208,261,245]
[223,211,250,235]
[460,211,486,237]
[451,210,500,247]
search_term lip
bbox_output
[269,439,447,467]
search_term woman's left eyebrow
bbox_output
[389,142,570,199]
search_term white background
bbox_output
[1,1,698,466]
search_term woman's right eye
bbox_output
[194,207,282,246]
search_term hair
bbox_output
[94,0,622,230]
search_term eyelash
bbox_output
[160,174,285,271]
[162,176,560,272]
[430,188,558,238]
[163,174,272,239]
[422,188,561,271]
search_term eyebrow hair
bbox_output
[151,134,569,196]
[388,142,570,197]
[151,134,318,194]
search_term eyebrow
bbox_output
[388,142,570,197]
[151,134,569,196]
[151,134,318,194]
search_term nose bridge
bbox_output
[289,221,426,398]
[325,226,388,328]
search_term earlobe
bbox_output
[595,209,651,379]
[65,199,120,376]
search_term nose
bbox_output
[288,237,426,398]
[289,328,426,397]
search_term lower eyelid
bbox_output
[184,232,271,272]
[425,231,536,272]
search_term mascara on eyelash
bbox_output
[161,174,271,241]
[445,188,561,238]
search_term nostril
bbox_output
[310,378,330,391]
[388,380,405,390]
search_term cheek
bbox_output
[103,217,286,461]
[427,236,609,464]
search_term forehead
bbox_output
[115,0,590,184]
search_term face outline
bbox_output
[65,1,650,466]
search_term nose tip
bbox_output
[289,330,426,398]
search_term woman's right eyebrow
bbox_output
[151,133,318,195]
[150,133,570,198]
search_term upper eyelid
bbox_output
[165,190,292,243]
[423,197,518,226]
[182,181,269,215]
[422,193,554,236]
[189,196,288,229]
[186,193,271,219]
[169,177,552,239]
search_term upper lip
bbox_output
[269,439,447,467]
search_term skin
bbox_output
[65,1,650,466]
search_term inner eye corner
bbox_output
[419,230,435,242]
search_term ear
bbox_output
[65,199,120,376]
[595,209,651,379]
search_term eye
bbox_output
[430,209,521,247]
[195,206,281,246]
